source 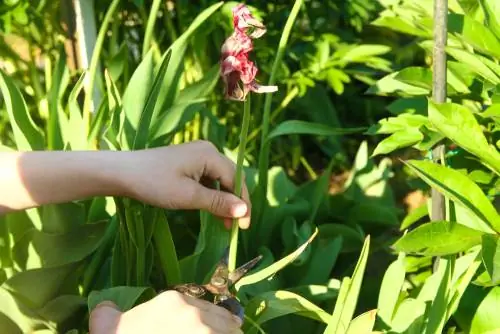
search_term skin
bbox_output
[0,140,250,333]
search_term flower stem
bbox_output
[228,95,251,272]
[255,0,303,221]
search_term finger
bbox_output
[89,302,122,334]
[187,180,249,221]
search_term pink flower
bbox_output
[220,4,277,101]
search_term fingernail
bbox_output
[231,203,247,217]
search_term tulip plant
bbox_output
[220,4,278,272]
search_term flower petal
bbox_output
[232,4,266,38]
[249,82,278,94]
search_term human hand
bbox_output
[118,140,251,229]
[89,290,243,334]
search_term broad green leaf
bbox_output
[266,120,365,142]
[405,160,500,233]
[448,13,500,59]
[325,236,370,334]
[296,236,342,286]
[386,96,427,116]
[0,287,37,333]
[428,100,500,176]
[66,72,87,150]
[479,0,500,39]
[366,72,429,96]
[470,286,500,334]
[446,47,500,84]
[287,279,341,304]
[390,298,426,334]
[243,290,331,334]
[339,44,391,63]
[152,2,224,121]
[372,129,423,156]
[377,253,406,327]
[0,71,44,150]
[47,45,67,150]
[121,50,155,149]
[88,286,154,312]
[14,220,107,268]
[394,221,483,256]
[370,16,431,37]
[2,264,77,309]
[152,211,182,285]
[346,309,377,334]
[235,229,318,290]
[366,114,429,135]
[174,65,220,105]
[318,224,364,253]
[36,295,86,325]
[41,202,85,234]
[481,234,500,285]
[424,257,453,334]
[133,49,172,150]
[400,203,428,230]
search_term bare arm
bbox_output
[0,141,251,228]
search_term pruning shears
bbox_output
[172,247,262,322]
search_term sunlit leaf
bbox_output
[243,290,331,334]
[478,0,500,39]
[235,229,318,290]
[470,286,500,334]
[377,253,406,327]
[394,221,483,256]
[0,71,44,150]
[346,309,377,334]
[481,234,500,285]
[405,160,500,233]
[428,100,500,176]
[325,236,370,334]
[372,129,423,156]
[153,210,182,285]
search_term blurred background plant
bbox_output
[0,0,498,333]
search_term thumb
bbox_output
[192,185,250,228]
[89,301,122,334]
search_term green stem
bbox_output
[142,0,162,57]
[83,0,121,142]
[255,0,303,221]
[228,96,252,272]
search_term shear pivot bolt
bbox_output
[211,277,226,287]
[189,286,202,294]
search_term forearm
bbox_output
[0,150,128,214]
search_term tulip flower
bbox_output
[222,3,277,272]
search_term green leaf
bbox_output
[446,47,500,84]
[390,298,426,333]
[47,45,67,150]
[428,100,500,176]
[481,234,500,285]
[243,290,331,334]
[478,0,500,39]
[88,286,154,312]
[370,16,431,37]
[400,203,428,230]
[424,257,453,334]
[372,129,423,156]
[324,236,370,334]
[66,72,87,150]
[367,72,429,96]
[346,309,377,334]
[448,13,500,59]
[0,70,44,150]
[377,253,406,327]
[152,211,182,285]
[174,65,220,105]
[387,97,428,116]
[366,114,429,135]
[121,50,154,149]
[133,49,172,150]
[152,2,224,121]
[470,286,500,334]
[405,160,500,233]
[17,220,107,268]
[394,221,483,256]
[235,229,318,290]
[266,120,365,142]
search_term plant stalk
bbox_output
[228,96,251,272]
[255,0,303,222]
[142,0,162,57]
[431,0,448,272]
[82,0,121,141]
